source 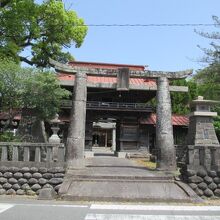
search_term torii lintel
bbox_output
[49,58,193,79]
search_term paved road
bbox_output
[0,200,220,220]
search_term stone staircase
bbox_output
[59,157,200,202]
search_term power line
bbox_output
[81,23,217,27]
[1,14,217,27]
[2,23,217,39]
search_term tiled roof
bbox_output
[172,115,189,126]
[140,113,189,126]
[59,113,189,126]
[58,74,156,87]
[0,112,188,126]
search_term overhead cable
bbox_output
[80,23,216,27]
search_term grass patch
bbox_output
[134,159,156,170]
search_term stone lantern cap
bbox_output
[189,96,220,117]
[190,96,220,107]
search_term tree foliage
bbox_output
[0,59,70,128]
[22,69,70,119]
[194,63,220,100]
[193,64,220,139]
[196,16,220,64]
[0,0,88,67]
[195,15,220,139]
[0,59,25,114]
[170,79,198,115]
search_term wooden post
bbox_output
[105,130,108,147]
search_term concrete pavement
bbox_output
[0,199,220,220]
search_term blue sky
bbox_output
[42,0,220,72]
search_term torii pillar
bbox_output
[156,77,176,171]
[66,71,87,169]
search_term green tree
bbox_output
[22,69,70,119]
[194,64,220,100]
[0,0,87,67]
[194,15,220,139]
[193,64,220,139]
[196,16,220,64]
[0,59,70,130]
[0,59,26,125]
[170,79,198,114]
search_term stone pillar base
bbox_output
[84,151,94,158]
[67,159,85,170]
[115,151,127,158]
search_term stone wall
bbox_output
[180,168,220,199]
[0,166,65,196]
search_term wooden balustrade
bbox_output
[0,142,65,163]
[61,100,153,112]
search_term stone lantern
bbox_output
[182,97,220,198]
[187,96,219,146]
[49,114,61,144]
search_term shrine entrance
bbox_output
[48,60,203,202]
[50,59,192,171]
[93,127,113,148]
[92,121,115,148]
[85,107,154,157]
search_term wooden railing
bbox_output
[61,100,153,112]
[0,142,65,163]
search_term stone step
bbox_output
[59,180,200,202]
[68,178,174,183]
[126,151,151,159]
[59,156,201,202]
[66,174,173,182]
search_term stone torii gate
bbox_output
[50,59,192,171]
